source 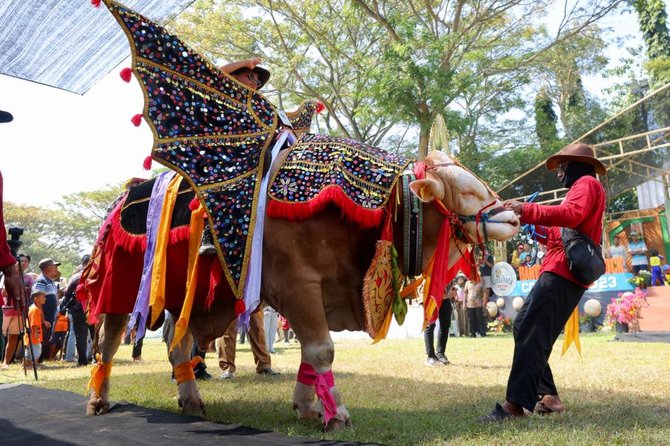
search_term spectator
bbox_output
[454,273,468,336]
[59,254,92,366]
[479,249,494,302]
[215,310,280,379]
[24,289,49,369]
[34,258,61,361]
[510,243,524,270]
[49,310,69,360]
[263,305,278,354]
[649,248,664,286]
[279,314,293,344]
[424,285,456,366]
[607,234,627,261]
[628,231,648,274]
[0,168,21,365]
[2,254,32,368]
[464,279,487,338]
[519,243,533,265]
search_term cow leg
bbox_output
[289,302,351,430]
[163,312,204,414]
[87,313,127,416]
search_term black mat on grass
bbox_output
[0,384,373,446]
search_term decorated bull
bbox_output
[82,1,520,430]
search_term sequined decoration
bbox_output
[268,133,410,210]
[285,99,319,138]
[106,1,278,296]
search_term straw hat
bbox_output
[545,143,606,175]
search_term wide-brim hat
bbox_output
[545,143,606,175]
[231,66,271,89]
[0,110,13,123]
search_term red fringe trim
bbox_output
[120,67,133,83]
[110,214,191,254]
[267,186,384,229]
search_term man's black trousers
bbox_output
[506,272,585,411]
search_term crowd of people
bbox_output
[1,254,93,370]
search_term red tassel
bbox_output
[120,67,132,83]
[142,155,152,171]
[91,0,101,7]
[131,114,143,127]
[234,299,246,316]
[315,101,325,114]
[189,198,200,211]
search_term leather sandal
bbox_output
[534,401,564,415]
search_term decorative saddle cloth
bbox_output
[103,1,319,300]
[267,134,411,228]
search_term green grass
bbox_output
[1,333,669,445]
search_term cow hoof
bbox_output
[324,415,352,432]
[86,397,110,416]
[179,397,205,415]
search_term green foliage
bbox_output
[3,184,122,277]
[534,88,559,148]
[631,0,670,61]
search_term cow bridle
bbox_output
[423,161,510,246]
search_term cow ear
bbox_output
[410,177,445,203]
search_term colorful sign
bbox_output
[491,262,517,296]
[511,273,634,297]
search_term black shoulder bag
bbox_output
[562,228,606,285]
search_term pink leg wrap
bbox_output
[297,362,337,425]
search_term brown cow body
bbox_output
[87,151,519,429]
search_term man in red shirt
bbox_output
[481,143,606,421]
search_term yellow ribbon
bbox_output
[170,200,205,352]
[149,175,182,326]
[561,307,582,357]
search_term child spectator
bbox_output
[649,249,664,286]
[25,290,50,369]
[50,310,70,360]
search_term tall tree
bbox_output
[351,0,623,158]
[631,0,670,84]
[175,0,624,159]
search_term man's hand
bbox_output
[1,262,22,308]
[245,57,262,69]
[44,321,51,329]
[504,199,524,216]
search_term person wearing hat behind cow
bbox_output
[480,143,606,421]
[628,231,648,275]
[34,258,61,361]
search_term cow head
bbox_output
[409,151,519,242]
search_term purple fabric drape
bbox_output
[127,171,176,339]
